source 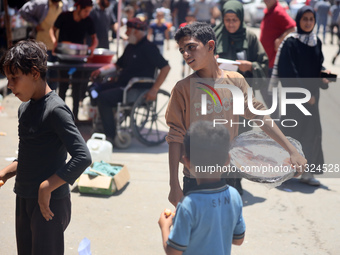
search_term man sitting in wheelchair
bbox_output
[90,18,171,144]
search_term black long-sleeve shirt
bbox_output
[278,37,324,99]
[15,91,91,198]
[116,36,169,88]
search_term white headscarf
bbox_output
[269,6,317,92]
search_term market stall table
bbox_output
[47,61,108,123]
[47,61,106,84]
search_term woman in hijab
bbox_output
[273,6,330,186]
[214,1,269,195]
[214,0,269,131]
[214,0,268,86]
[214,1,269,133]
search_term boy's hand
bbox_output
[158,211,173,230]
[52,40,59,55]
[0,173,7,188]
[290,152,307,177]
[36,24,44,32]
[308,96,316,105]
[168,186,183,207]
[164,208,176,218]
[0,162,18,188]
[38,181,55,221]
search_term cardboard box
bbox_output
[78,163,130,195]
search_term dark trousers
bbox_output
[59,70,89,120]
[96,83,124,140]
[262,68,280,120]
[330,23,339,43]
[183,175,242,195]
[334,31,340,59]
[183,176,199,195]
[46,51,58,91]
[16,195,71,255]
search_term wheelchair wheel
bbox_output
[114,131,132,149]
[130,89,170,146]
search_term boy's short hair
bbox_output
[174,22,216,54]
[186,11,195,18]
[184,121,230,167]
[0,40,48,80]
[74,0,93,9]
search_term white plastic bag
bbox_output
[78,237,91,255]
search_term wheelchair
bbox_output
[91,75,171,149]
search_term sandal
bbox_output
[300,177,320,186]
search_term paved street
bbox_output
[0,27,340,255]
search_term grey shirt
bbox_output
[314,1,331,23]
[19,0,68,26]
[89,4,116,49]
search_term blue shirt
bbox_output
[315,1,331,23]
[150,23,168,46]
[330,4,340,23]
[167,181,245,255]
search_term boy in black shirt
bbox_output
[0,40,92,255]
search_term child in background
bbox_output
[178,11,196,28]
[158,121,245,255]
[0,40,92,255]
[148,7,170,55]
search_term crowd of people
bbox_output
[0,0,336,254]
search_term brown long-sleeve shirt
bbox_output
[165,70,266,176]
[166,70,266,144]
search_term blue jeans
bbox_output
[316,18,327,42]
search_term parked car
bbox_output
[243,0,290,27]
